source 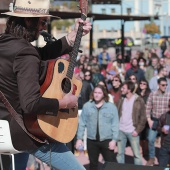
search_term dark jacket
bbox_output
[0,33,71,151]
[78,80,93,109]
[117,94,146,134]
[157,112,170,147]
[125,67,145,82]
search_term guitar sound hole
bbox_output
[61,78,71,93]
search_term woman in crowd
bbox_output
[136,78,151,156]
[109,75,122,106]
[129,74,138,93]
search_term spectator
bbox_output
[125,58,145,82]
[145,54,160,82]
[98,45,110,70]
[138,57,147,72]
[116,81,146,165]
[146,77,170,166]
[157,101,170,167]
[136,79,151,156]
[109,75,122,106]
[107,53,125,82]
[128,74,138,93]
[91,66,105,87]
[78,70,94,109]
[149,66,170,92]
[76,85,119,170]
[160,38,169,58]
[98,80,114,103]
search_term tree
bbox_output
[144,22,161,35]
[51,19,74,30]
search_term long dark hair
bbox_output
[136,78,151,96]
[5,16,39,42]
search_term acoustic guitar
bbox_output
[24,0,88,143]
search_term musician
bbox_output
[0,0,91,169]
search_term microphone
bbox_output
[40,31,57,44]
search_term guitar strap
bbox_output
[0,90,47,144]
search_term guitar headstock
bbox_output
[79,0,88,16]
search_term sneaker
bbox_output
[146,158,155,166]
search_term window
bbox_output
[127,8,131,15]
[101,8,106,14]
[111,8,116,14]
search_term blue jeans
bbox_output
[29,142,85,170]
[116,130,143,165]
[147,128,158,158]
[159,146,170,167]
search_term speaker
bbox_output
[102,162,165,170]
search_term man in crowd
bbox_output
[145,54,160,82]
[146,77,170,166]
[149,66,170,92]
[116,81,146,165]
[125,58,145,82]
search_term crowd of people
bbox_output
[74,44,170,169]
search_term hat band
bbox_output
[14,6,49,15]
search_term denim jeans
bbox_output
[147,128,158,158]
[159,146,170,167]
[29,142,85,170]
[116,130,143,165]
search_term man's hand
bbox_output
[108,140,116,150]
[59,93,78,109]
[66,18,92,46]
[147,118,153,129]
[75,139,84,150]
[132,130,138,137]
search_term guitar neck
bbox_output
[66,13,87,79]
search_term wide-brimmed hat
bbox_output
[1,0,60,18]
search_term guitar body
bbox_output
[24,59,82,143]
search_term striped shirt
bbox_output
[146,90,170,119]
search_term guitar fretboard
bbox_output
[66,13,87,79]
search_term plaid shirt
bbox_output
[146,90,170,119]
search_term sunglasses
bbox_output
[140,82,147,85]
[85,74,90,76]
[113,79,119,82]
[130,78,136,80]
[160,84,168,87]
[40,20,48,27]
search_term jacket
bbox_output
[0,33,71,151]
[157,112,170,147]
[77,101,119,142]
[117,94,146,134]
[125,67,145,82]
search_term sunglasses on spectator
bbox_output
[85,74,91,76]
[130,78,136,80]
[140,82,147,85]
[113,79,119,82]
[160,84,168,87]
